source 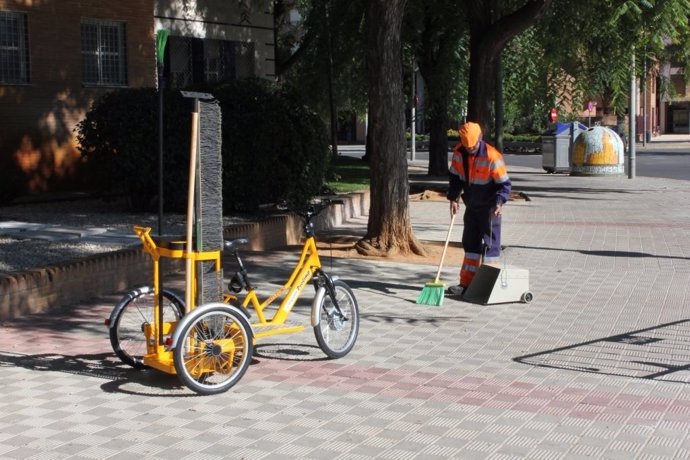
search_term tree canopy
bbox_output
[537,0,690,116]
[269,0,690,255]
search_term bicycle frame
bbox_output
[133,225,222,373]
[233,235,323,340]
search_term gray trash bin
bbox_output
[542,122,587,173]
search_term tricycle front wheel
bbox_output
[314,280,360,359]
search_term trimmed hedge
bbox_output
[75,88,189,211]
[214,80,330,213]
[76,80,330,213]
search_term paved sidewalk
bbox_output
[1,163,690,459]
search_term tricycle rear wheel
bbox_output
[173,304,253,395]
[109,286,184,369]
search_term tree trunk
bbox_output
[427,109,450,175]
[467,38,497,135]
[355,0,425,257]
[464,0,553,131]
[494,54,504,150]
[418,45,453,176]
[416,2,459,176]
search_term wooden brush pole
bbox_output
[434,212,457,284]
[185,102,200,310]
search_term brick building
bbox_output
[660,59,690,135]
[0,0,276,201]
[0,1,156,199]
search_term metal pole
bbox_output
[158,70,164,236]
[326,1,338,157]
[628,48,636,179]
[155,29,169,235]
[643,56,647,146]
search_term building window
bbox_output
[169,37,192,88]
[0,11,30,84]
[235,42,255,79]
[81,18,127,86]
[165,36,255,88]
[203,39,225,83]
[670,74,686,98]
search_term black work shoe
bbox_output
[447,285,466,296]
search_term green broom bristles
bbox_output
[416,281,446,306]
[417,213,456,307]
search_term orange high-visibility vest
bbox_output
[448,141,511,208]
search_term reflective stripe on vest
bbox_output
[450,143,508,185]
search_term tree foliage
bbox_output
[214,80,331,213]
[75,89,191,210]
[405,0,469,175]
[269,0,689,256]
[275,0,368,117]
[460,0,553,135]
[502,29,553,133]
[536,0,690,115]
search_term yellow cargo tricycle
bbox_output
[104,93,359,395]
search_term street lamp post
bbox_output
[642,56,647,147]
[156,29,170,235]
[628,47,636,179]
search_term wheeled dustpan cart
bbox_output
[462,264,533,305]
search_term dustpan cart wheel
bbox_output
[521,291,534,303]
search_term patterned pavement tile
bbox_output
[2,166,690,458]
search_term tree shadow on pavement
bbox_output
[513,319,690,384]
[347,279,421,297]
[507,182,652,200]
[253,343,329,362]
[508,244,690,261]
[0,350,197,396]
[0,294,122,335]
[360,312,471,325]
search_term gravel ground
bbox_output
[0,237,133,273]
[0,197,242,273]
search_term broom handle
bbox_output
[433,212,457,284]
[184,104,200,310]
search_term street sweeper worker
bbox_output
[446,121,512,296]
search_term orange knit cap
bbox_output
[459,122,482,148]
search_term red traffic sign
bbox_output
[549,107,558,122]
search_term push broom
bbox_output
[416,213,457,306]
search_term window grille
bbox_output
[235,42,255,79]
[169,36,192,88]
[81,18,127,86]
[204,39,222,83]
[166,36,255,88]
[0,11,30,84]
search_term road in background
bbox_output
[340,135,690,181]
[505,149,690,182]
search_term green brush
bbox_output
[416,213,457,306]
